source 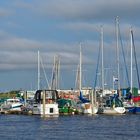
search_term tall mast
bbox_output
[55,55,60,89]
[116,16,120,90]
[79,43,82,91]
[101,26,104,91]
[131,29,140,89]
[51,55,60,90]
[130,28,133,93]
[37,50,40,90]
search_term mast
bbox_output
[94,39,101,88]
[38,50,40,90]
[101,26,104,91]
[79,43,82,91]
[116,17,120,90]
[51,55,60,90]
[75,64,80,89]
[40,57,51,89]
[118,21,130,87]
[55,55,60,89]
[131,29,140,89]
[130,28,133,93]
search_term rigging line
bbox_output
[94,42,101,88]
[75,64,80,89]
[51,62,55,90]
[50,55,60,90]
[40,56,51,89]
[131,30,140,89]
[118,24,130,87]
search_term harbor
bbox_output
[0,20,140,140]
[0,88,140,139]
[0,87,140,116]
[0,0,140,140]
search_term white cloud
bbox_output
[13,1,33,9]
[60,21,140,41]
[33,0,140,20]
[0,32,89,70]
[0,33,45,51]
[1,28,140,71]
[60,22,98,32]
[0,36,100,71]
[0,8,13,17]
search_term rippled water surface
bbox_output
[0,114,140,140]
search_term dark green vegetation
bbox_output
[0,90,20,99]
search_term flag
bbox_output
[113,76,118,83]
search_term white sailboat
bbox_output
[99,22,125,114]
[32,51,59,117]
[123,28,140,113]
[78,44,98,114]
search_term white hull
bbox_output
[10,103,23,111]
[81,103,98,114]
[91,106,98,114]
[103,107,125,114]
[32,103,59,117]
[1,99,23,111]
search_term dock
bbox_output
[0,110,33,115]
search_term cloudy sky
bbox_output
[0,0,140,91]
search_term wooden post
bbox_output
[88,90,91,100]
[24,91,27,106]
[43,91,46,117]
[91,90,94,114]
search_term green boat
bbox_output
[57,99,78,114]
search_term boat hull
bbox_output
[99,107,125,115]
[126,106,140,114]
[1,99,23,111]
[81,103,98,114]
[32,103,59,117]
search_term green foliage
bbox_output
[0,90,20,99]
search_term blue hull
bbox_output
[126,106,140,114]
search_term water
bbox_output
[0,114,140,140]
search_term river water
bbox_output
[0,114,139,140]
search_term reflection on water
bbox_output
[0,114,140,140]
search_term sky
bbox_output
[0,0,140,92]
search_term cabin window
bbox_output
[50,108,54,113]
[46,93,48,98]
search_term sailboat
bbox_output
[99,94,126,114]
[98,24,125,114]
[123,28,140,114]
[31,51,59,117]
[78,44,98,114]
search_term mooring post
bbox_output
[43,91,46,117]
[91,90,94,114]
[24,91,27,106]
